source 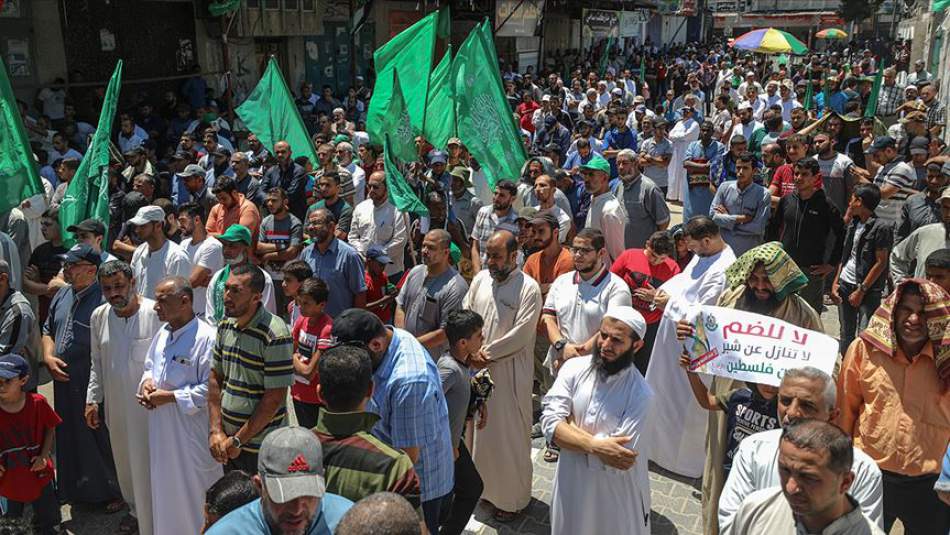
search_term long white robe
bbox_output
[463,269,541,512]
[666,118,699,202]
[139,317,223,535]
[541,356,654,535]
[87,299,163,535]
[644,245,735,478]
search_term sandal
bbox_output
[493,509,519,523]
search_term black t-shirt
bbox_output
[29,242,67,283]
[716,387,779,474]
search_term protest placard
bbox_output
[682,305,838,386]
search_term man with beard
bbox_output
[206,225,277,325]
[678,242,824,535]
[891,188,950,283]
[896,161,949,244]
[42,244,122,510]
[543,228,631,375]
[724,102,762,144]
[207,176,263,247]
[208,263,294,474]
[730,420,885,535]
[580,156,626,263]
[85,261,162,535]
[812,130,857,215]
[263,141,309,220]
[710,151,771,256]
[645,216,736,479]
[718,367,883,534]
[532,174,572,243]
[838,279,950,533]
[231,151,265,209]
[298,209,366,318]
[395,229,468,354]
[463,230,542,522]
[666,106,700,203]
[329,308,452,534]
[349,172,407,281]
[205,427,353,535]
[541,306,654,535]
[683,121,725,221]
[129,205,192,299]
[178,203,224,317]
[471,180,518,273]
[615,149,669,249]
[181,163,218,215]
[448,167,482,235]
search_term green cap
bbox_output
[449,242,461,265]
[218,224,252,245]
[333,134,350,144]
[579,155,611,175]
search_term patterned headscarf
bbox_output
[859,278,950,388]
[724,242,808,301]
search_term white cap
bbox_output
[604,306,647,340]
[737,101,753,111]
[129,205,165,226]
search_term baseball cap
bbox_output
[544,115,558,128]
[516,206,539,222]
[942,161,950,176]
[541,95,552,102]
[530,210,560,230]
[181,164,206,177]
[59,243,102,266]
[66,218,106,236]
[171,150,192,161]
[610,87,623,96]
[0,354,29,379]
[940,188,950,203]
[366,245,393,264]
[737,101,752,111]
[217,224,252,245]
[446,137,462,147]
[866,136,896,154]
[909,136,930,155]
[331,308,385,345]
[258,427,326,504]
[129,205,166,226]
[579,155,611,175]
[428,150,447,165]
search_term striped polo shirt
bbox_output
[213,303,294,453]
[314,411,421,508]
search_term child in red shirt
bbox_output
[0,354,62,534]
[291,277,333,429]
[282,259,314,326]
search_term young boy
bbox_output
[364,245,397,324]
[281,259,313,327]
[679,354,779,476]
[0,354,62,534]
[438,310,486,535]
[291,278,333,429]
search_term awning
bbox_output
[714,11,843,29]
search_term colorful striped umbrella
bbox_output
[730,28,809,55]
[815,28,848,39]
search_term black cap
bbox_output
[867,136,897,154]
[211,147,232,158]
[171,150,192,160]
[331,308,385,345]
[66,218,106,236]
[59,243,102,266]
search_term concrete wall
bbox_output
[31,0,67,85]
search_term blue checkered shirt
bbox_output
[367,328,454,501]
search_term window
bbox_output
[246,0,260,7]
[302,0,315,10]
[284,0,298,9]
[264,0,280,10]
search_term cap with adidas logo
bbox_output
[258,426,326,503]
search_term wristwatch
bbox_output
[857,282,868,293]
[553,339,567,352]
[229,435,243,450]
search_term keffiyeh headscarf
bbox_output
[725,242,808,301]
[860,279,950,388]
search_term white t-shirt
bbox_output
[180,236,224,316]
[130,240,192,299]
[38,88,66,120]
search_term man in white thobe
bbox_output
[463,230,542,518]
[138,276,223,535]
[85,261,162,535]
[579,156,627,263]
[645,216,735,478]
[666,107,700,202]
[541,306,655,535]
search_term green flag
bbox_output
[209,0,241,16]
[0,58,43,214]
[374,70,418,163]
[383,134,428,215]
[864,65,884,118]
[423,47,456,149]
[599,36,615,78]
[237,57,317,167]
[59,61,123,247]
[453,19,526,191]
[934,0,950,12]
[367,9,441,144]
[803,70,814,111]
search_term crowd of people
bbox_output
[0,36,949,535]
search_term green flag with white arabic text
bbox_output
[237,57,317,168]
[59,60,122,247]
[423,47,456,150]
[377,70,418,163]
[383,134,428,215]
[453,19,526,191]
[0,58,43,214]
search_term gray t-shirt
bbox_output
[396,265,468,352]
[617,175,672,249]
[638,137,673,187]
[438,353,471,445]
[259,213,303,280]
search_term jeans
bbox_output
[439,442,484,535]
[836,280,883,354]
[3,481,61,535]
[882,471,950,535]
[421,492,451,535]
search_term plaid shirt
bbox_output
[471,205,518,264]
[926,99,946,131]
[367,328,454,501]
[877,83,903,116]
